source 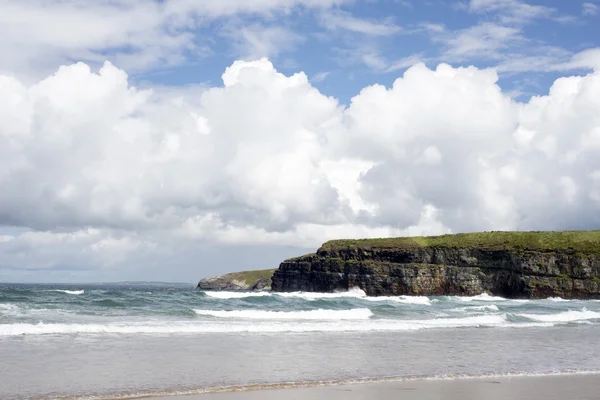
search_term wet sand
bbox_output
[150,374,600,400]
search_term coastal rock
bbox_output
[271,231,600,299]
[197,269,275,291]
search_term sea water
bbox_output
[1,284,600,399]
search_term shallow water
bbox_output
[1,284,600,399]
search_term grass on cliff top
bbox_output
[319,231,600,254]
[223,269,277,285]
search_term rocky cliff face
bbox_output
[271,232,600,299]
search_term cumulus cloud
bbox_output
[1,58,600,277]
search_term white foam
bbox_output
[193,308,373,320]
[0,313,563,336]
[518,308,600,323]
[451,305,500,313]
[546,297,571,302]
[456,294,507,302]
[51,290,84,295]
[202,288,433,304]
[397,296,432,305]
[275,289,433,305]
[274,287,368,300]
[0,304,18,311]
[203,291,272,299]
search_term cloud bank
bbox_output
[1,58,600,276]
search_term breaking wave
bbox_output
[203,291,272,299]
[518,309,600,323]
[0,314,520,336]
[201,288,432,305]
[451,305,500,313]
[193,308,373,320]
[50,290,85,295]
[455,294,507,302]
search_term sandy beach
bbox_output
[150,374,600,400]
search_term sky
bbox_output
[1,0,600,283]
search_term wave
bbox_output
[203,291,272,299]
[201,288,432,305]
[455,294,507,302]
[451,305,500,313]
[274,288,369,300]
[0,304,18,311]
[546,297,572,302]
[193,308,373,320]
[50,290,85,295]
[359,295,432,305]
[0,313,572,336]
[518,309,600,323]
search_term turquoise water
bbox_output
[2,284,600,399]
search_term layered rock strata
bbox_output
[271,232,600,299]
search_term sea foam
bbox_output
[455,294,507,302]
[0,312,572,336]
[202,288,432,305]
[51,290,85,295]
[193,308,373,320]
[451,305,500,313]
[518,309,600,323]
[203,291,272,299]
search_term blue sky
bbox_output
[124,0,600,103]
[1,0,600,283]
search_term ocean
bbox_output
[1,284,600,400]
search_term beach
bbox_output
[152,374,600,400]
[2,285,600,399]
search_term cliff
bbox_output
[197,269,276,291]
[271,231,600,299]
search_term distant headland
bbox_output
[200,231,600,299]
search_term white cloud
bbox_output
[0,0,348,79]
[224,23,305,60]
[467,0,555,24]
[311,71,331,83]
[439,22,523,61]
[498,47,600,73]
[2,58,600,276]
[583,2,599,16]
[385,54,425,72]
[320,11,403,36]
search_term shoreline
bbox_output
[61,370,600,400]
[146,372,600,400]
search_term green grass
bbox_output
[319,230,600,255]
[224,269,277,285]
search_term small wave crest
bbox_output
[201,288,432,305]
[203,291,272,299]
[51,290,85,295]
[546,297,571,302]
[0,313,568,336]
[193,308,373,320]
[451,305,500,313]
[360,295,432,305]
[456,294,507,302]
[518,308,600,323]
[275,288,369,300]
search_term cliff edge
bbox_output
[197,269,276,291]
[271,231,600,299]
